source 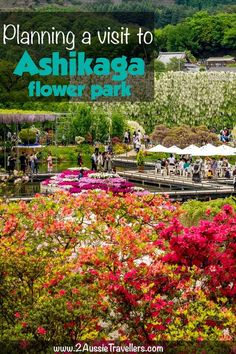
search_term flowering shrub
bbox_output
[113,143,131,155]
[0,192,235,352]
[109,72,236,132]
[41,169,146,195]
[151,124,220,148]
[89,172,119,179]
[74,136,85,145]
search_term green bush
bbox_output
[18,128,38,144]
[137,150,145,166]
[180,197,236,227]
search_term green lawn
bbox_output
[39,144,94,168]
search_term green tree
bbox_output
[223,26,236,48]
[154,60,166,73]
[111,112,126,139]
[166,57,186,71]
[55,104,92,144]
[91,110,110,143]
[155,11,236,57]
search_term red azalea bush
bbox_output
[0,192,235,352]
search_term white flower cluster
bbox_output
[89,172,119,179]
[102,72,236,129]
[131,186,145,191]
[67,167,89,171]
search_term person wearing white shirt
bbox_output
[167,155,175,165]
[137,130,142,141]
[178,159,185,176]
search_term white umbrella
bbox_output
[181,144,202,156]
[148,144,171,153]
[215,145,236,156]
[199,144,218,156]
[168,145,184,154]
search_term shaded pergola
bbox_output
[0,113,59,124]
[0,112,64,171]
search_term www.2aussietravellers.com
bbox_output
[53,343,164,353]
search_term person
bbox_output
[47,154,53,173]
[104,152,112,173]
[192,160,202,183]
[135,139,141,153]
[11,133,17,145]
[137,130,142,142]
[7,131,12,140]
[9,154,16,174]
[167,154,175,166]
[33,153,39,175]
[29,154,35,174]
[97,152,104,172]
[91,151,98,171]
[35,131,40,144]
[124,131,129,144]
[77,152,83,167]
[128,130,131,144]
[25,154,30,173]
[161,158,168,176]
[144,134,149,149]
[78,169,84,179]
[183,160,191,177]
[167,154,175,175]
[19,152,27,173]
[233,167,236,190]
[207,169,213,179]
[108,143,113,154]
[7,155,11,173]
[225,168,231,179]
[133,132,137,150]
[178,159,185,176]
[211,158,218,177]
[155,160,161,174]
[45,131,50,146]
[61,134,66,146]
[104,143,109,153]
[218,158,223,177]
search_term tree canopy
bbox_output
[155,11,236,57]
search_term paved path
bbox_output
[119,170,233,191]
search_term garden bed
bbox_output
[41,168,149,195]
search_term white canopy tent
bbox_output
[215,145,236,156]
[181,145,202,156]
[198,144,218,156]
[148,144,172,153]
[148,143,236,156]
[168,145,184,154]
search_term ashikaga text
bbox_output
[13,51,145,99]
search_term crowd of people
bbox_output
[87,145,115,173]
[123,130,151,151]
[6,152,53,175]
[5,129,52,146]
[154,155,236,184]
[2,125,236,191]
